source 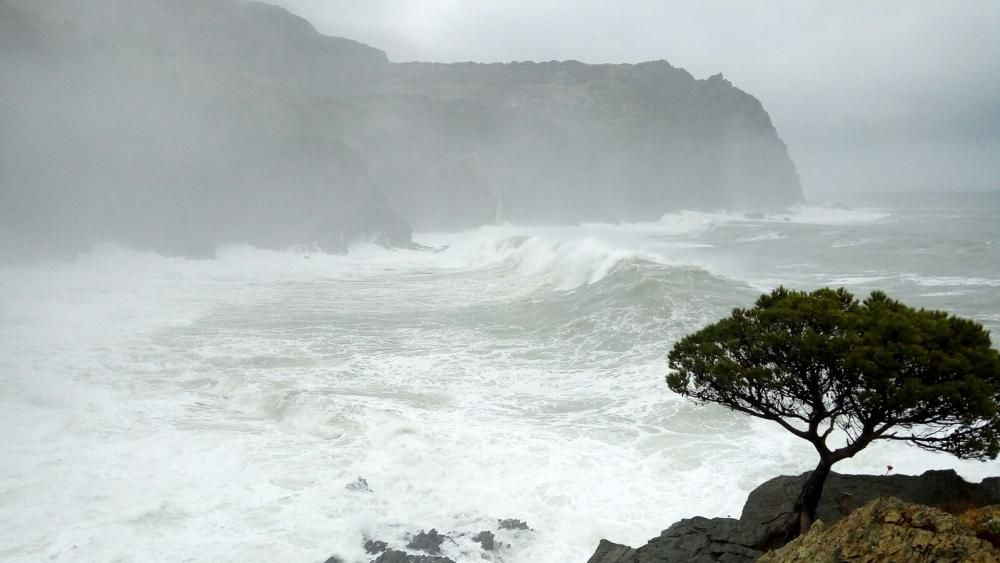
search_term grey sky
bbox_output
[270,0,1000,197]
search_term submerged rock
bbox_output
[364,539,388,554]
[372,550,455,563]
[756,497,1000,562]
[346,477,373,493]
[472,530,496,551]
[497,519,531,531]
[406,529,447,554]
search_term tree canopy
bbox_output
[667,287,1000,534]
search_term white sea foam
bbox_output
[1,201,997,563]
[735,231,786,243]
[777,205,891,225]
[901,274,1000,288]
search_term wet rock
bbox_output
[587,539,636,562]
[587,517,762,563]
[757,497,1000,562]
[364,539,388,554]
[472,530,496,551]
[497,519,530,531]
[322,556,345,563]
[406,529,447,554]
[372,550,455,563]
[372,552,409,563]
[346,477,373,493]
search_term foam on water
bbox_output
[775,205,891,225]
[2,201,998,563]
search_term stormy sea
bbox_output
[2,191,998,562]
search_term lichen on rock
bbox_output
[757,497,1000,563]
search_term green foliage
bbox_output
[668,287,1000,461]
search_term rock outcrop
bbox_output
[588,470,1000,563]
[743,469,1000,532]
[756,497,1000,563]
[588,517,763,563]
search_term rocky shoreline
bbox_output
[323,518,532,563]
[588,469,1000,563]
[324,470,1000,563]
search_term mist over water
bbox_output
[2,193,998,562]
[2,2,999,561]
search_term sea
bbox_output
[1,191,998,562]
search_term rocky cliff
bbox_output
[0,0,409,258]
[363,62,801,229]
[1,0,802,257]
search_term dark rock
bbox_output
[372,551,409,563]
[472,530,496,551]
[372,550,455,563]
[498,519,531,531]
[587,518,762,563]
[323,557,345,563]
[346,477,373,493]
[364,539,388,554]
[742,469,1000,532]
[587,539,637,563]
[406,529,447,554]
[587,470,1000,563]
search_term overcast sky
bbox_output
[270,0,1000,197]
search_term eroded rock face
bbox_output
[756,497,1000,563]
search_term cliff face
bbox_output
[1,0,408,257]
[362,63,801,229]
[1,0,801,257]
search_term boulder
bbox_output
[756,497,1000,562]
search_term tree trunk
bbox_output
[793,457,833,534]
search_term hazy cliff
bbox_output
[1,0,801,257]
[0,0,408,258]
[366,61,801,229]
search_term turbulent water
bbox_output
[1,192,998,562]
